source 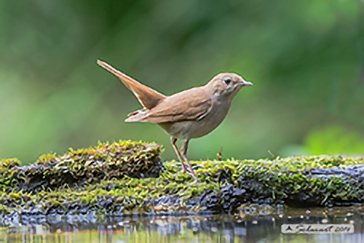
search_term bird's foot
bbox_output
[183,169,207,177]
[192,179,201,184]
[182,168,192,174]
[176,170,201,182]
[196,171,208,176]
[175,169,191,177]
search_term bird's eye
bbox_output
[223,78,231,85]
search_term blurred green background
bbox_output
[1,0,363,164]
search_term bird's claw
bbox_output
[192,179,201,184]
[182,168,192,174]
[178,169,201,183]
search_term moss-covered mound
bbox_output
[0,140,163,192]
[0,142,363,219]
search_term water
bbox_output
[1,205,364,242]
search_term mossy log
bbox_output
[0,141,363,218]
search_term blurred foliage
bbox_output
[304,125,364,155]
[0,0,363,164]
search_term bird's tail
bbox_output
[97,60,166,110]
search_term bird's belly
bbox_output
[158,104,229,140]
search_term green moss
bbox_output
[0,144,363,217]
[0,158,21,168]
[0,140,163,192]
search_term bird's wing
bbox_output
[125,87,213,123]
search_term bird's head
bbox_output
[207,73,253,100]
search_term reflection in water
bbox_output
[1,205,364,242]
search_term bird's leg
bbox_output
[170,137,190,173]
[181,139,200,183]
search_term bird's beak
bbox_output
[239,80,253,87]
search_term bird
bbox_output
[97,60,253,183]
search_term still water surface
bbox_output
[1,205,363,242]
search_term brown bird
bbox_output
[97,60,253,183]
